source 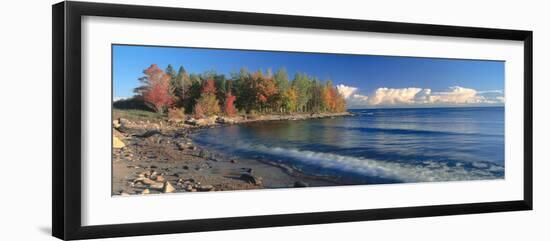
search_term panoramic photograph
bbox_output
[111,45,505,196]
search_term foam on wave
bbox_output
[243,144,503,183]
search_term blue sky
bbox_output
[113,44,505,108]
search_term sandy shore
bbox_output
[112,112,352,195]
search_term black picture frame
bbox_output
[52,1,533,240]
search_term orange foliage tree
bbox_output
[224,92,238,117]
[194,79,221,118]
[255,75,277,112]
[322,84,346,112]
[138,64,174,114]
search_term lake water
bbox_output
[192,107,505,184]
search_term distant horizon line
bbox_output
[347,105,504,110]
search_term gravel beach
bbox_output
[112,112,351,195]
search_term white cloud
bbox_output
[425,86,505,105]
[428,86,480,104]
[336,84,359,99]
[336,84,504,108]
[347,94,369,107]
[368,87,423,105]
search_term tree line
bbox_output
[132,64,347,118]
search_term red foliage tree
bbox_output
[224,92,237,117]
[141,64,174,113]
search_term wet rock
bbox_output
[294,181,309,188]
[185,185,194,192]
[240,173,262,185]
[163,181,176,193]
[197,185,215,192]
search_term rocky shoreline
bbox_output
[112,112,352,195]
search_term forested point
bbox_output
[120,64,347,118]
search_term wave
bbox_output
[224,142,504,183]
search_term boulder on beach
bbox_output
[163,181,176,193]
[113,136,126,149]
[113,119,121,129]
